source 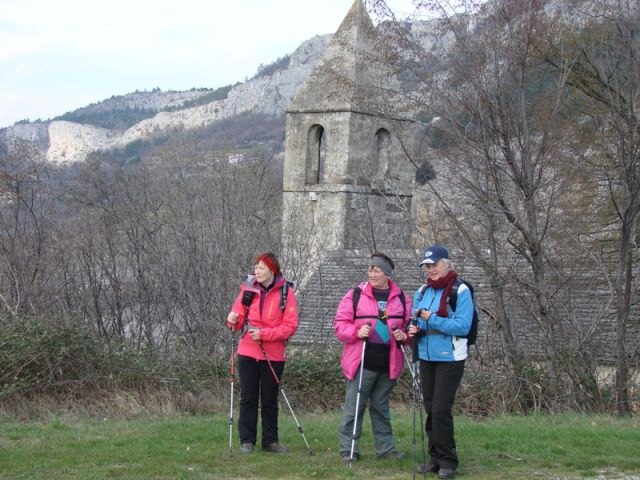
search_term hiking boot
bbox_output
[341,451,360,463]
[239,442,255,454]
[263,442,289,454]
[377,450,405,460]
[438,467,455,479]
[417,462,439,473]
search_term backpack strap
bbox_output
[448,279,462,311]
[279,281,294,311]
[353,286,406,321]
[417,284,428,301]
[448,278,476,310]
[399,292,406,319]
[239,290,257,333]
[447,279,478,343]
[352,286,376,320]
[352,286,361,316]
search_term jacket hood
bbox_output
[242,273,286,292]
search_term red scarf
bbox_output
[426,270,458,318]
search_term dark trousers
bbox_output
[237,354,284,447]
[419,360,465,470]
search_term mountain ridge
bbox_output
[1,34,332,163]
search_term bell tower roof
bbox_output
[287,0,393,115]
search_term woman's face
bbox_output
[254,261,275,287]
[368,266,389,289]
[423,260,448,281]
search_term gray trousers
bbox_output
[338,367,397,457]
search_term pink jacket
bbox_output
[228,276,298,362]
[334,280,411,380]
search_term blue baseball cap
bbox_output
[419,245,449,265]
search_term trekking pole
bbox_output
[346,323,371,466]
[407,317,428,479]
[400,343,424,403]
[227,327,237,457]
[399,342,428,479]
[253,336,314,455]
[411,351,417,480]
[394,327,424,480]
[416,369,427,478]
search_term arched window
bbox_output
[306,124,326,184]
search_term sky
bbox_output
[0,0,416,129]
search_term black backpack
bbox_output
[279,281,294,311]
[417,279,479,345]
[352,286,407,322]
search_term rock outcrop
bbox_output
[47,121,116,163]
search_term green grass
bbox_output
[0,410,638,479]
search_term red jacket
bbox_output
[228,275,298,362]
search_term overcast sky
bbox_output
[0,0,417,129]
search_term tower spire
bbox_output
[287,0,391,115]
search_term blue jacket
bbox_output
[412,282,473,362]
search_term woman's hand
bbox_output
[248,327,261,341]
[227,312,239,329]
[357,324,372,339]
[392,328,407,342]
[407,323,420,337]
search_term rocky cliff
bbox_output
[1,35,331,164]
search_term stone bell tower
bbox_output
[281,0,417,296]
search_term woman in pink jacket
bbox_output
[227,252,298,454]
[334,251,411,462]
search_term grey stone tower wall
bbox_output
[283,109,416,253]
[343,191,413,250]
[283,112,352,189]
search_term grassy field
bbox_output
[0,409,639,479]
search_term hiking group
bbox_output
[226,246,476,479]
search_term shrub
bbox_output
[0,319,102,399]
[0,320,630,419]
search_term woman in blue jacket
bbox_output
[408,245,473,480]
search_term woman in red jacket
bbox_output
[227,252,299,454]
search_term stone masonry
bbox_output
[281,0,424,344]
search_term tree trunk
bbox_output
[615,224,633,416]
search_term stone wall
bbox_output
[289,249,639,365]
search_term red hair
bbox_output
[254,252,280,275]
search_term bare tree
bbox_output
[0,140,59,321]
[44,130,285,356]
[369,0,615,407]
[544,0,640,415]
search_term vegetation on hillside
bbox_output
[168,83,240,110]
[56,105,159,130]
[54,86,229,130]
[252,55,291,80]
[96,112,285,166]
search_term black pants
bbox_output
[237,354,284,447]
[419,360,465,470]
